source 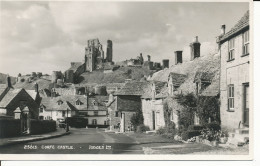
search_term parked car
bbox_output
[57,118,66,128]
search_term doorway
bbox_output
[152,111,155,130]
[243,83,249,127]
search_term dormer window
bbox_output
[92,100,97,106]
[57,100,63,105]
[76,99,81,106]
[196,81,211,95]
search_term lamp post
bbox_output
[66,109,69,132]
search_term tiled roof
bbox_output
[0,85,7,97]
[168,73,187,86]
[117,95,141,112]
[141,81,168,99]
[219,10,249,43]
[114,81,149,96]
[41,95,108,111]
[0,88,23,107]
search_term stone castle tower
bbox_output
[84,38,113,72]
[106,40,113,62]
[85,39,104,72]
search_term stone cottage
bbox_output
[141,81,168,131]
[150,36,220,129]
[108,81,148,132]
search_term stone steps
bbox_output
[227,128,249,146]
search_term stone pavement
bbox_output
[0,128,70,147]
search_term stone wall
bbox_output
[142,98,165,130]
[220,30,250,131]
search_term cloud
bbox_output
[0,1,249,76]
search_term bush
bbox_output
[156,122,177,139]
[181,130,201,141]
[205,122,221,131]
[188,125,205,131]
[136,124,150,133]
[156,127,166,135]
[165,122,176,133]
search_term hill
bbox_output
[0,73,16,85]
[14,76,51,90]
[77,66,155,84]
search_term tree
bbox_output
[130,109,144,131]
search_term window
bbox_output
[39,116,44,120]
[115,111,119,117]
[228,38,235,61]
[58,100,63,105]
[94,111,98,116]
[243,31,249,55]
[39,107,43,113]
[92,119,97,125]
[228,84,234,110]
[62,111,66,117]
[76,100,81,105]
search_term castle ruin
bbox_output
[85,39,113,72]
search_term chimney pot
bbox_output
[221,24,226,35]
[6,75,12,88]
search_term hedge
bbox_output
[0,118,21,138]
[31,120,56,134]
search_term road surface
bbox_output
[0,128,144,154]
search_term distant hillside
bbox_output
[77,66,155,84]
[14,76,51,90]
[0,73,16,85]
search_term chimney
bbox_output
[34,82,39,93]
[152,83,156,100]
[139,53,144,64]
[147,55,151,62]
[162,59,169,69]
[221,24,226,35]
[6,75,12,88]
[84,94,88,109]
[190,36,201,60]
[175,51,183,65]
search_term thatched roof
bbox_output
[151,53,220,96]
[168,72,187,86]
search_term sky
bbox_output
[0,1,249,76]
